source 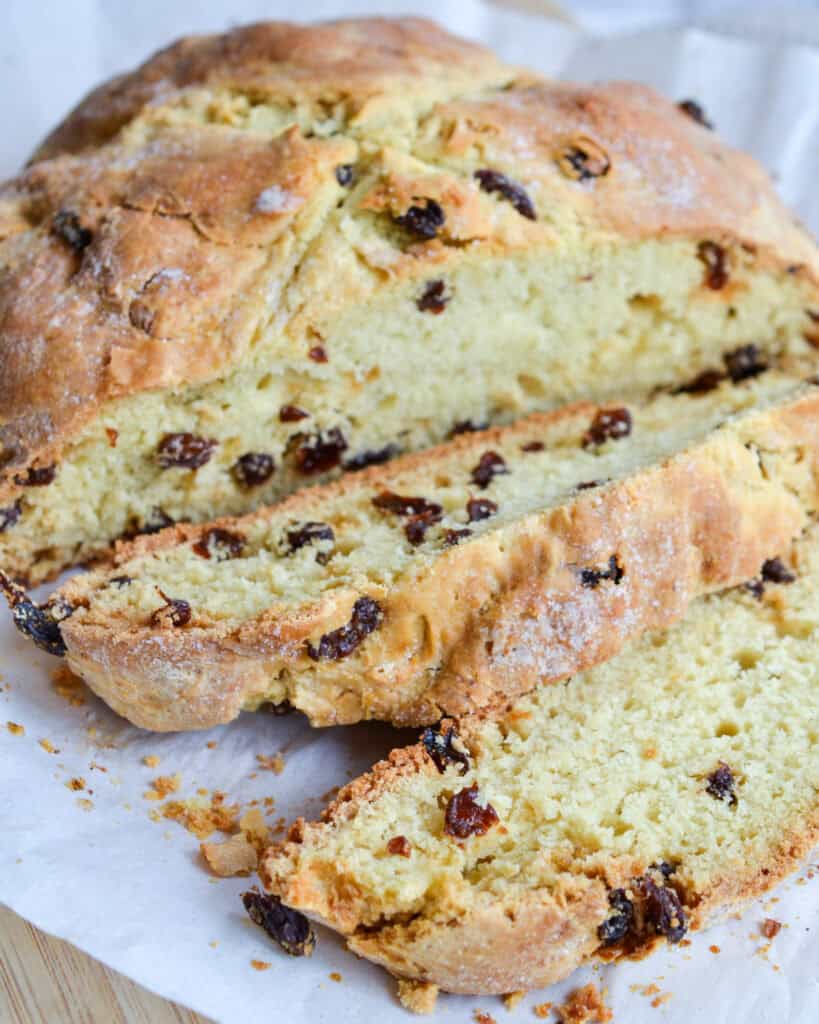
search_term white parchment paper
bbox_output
[1,3,818,1022]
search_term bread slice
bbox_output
[1,17,818,584]
[16,370,819,731]
[261,521,819,997]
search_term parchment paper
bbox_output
[1,3,818,1022]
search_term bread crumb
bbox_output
[161,792,239,839]
[38,739,58,754]
[651,993,672,1008]
[201,833,258,877]
[206,741,217,749]
[396,979,439,1014]
[329,972,342,983]
[761,918,782,939]
[250,960,270,971]
[144,774,181,800]
[257,752,285,774]
[6,721,24,736]
[474,1013,496,1024]
[556,984,612,1024]
[239,807,270,851]
[142,755,160,768]
[76,798,94,812]
[66,777,86,792]
[533,1003,553,1019]
[209,940,218,949]
[52,666,86,706]
[504,991,526,1010]
[709,944,720,954]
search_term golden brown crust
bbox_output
[1,17,817,513]
[56,386,819,731]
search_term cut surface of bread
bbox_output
[261,522,819,995]
[34,371,819,731]
[1,18,818,584]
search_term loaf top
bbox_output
[1,17,817,494]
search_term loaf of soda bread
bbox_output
[260,521,819,998]
[10,369,819,731]
[1,17,818,583]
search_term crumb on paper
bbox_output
[761,918,782,939]
[256,752,286,774]
[142,755,160,768]
[66,777,86,792]
[200,833,258,877]
[89,761,107,772]
[250,959,271,971]
[474,1012,496,1024]
[160,792,240,839]
[239,808,270,849]
[206,741,217,749]
[555,984,612,1024]
[6,721,24,736]
[197,787,209,797]
[396,979,439,1014]
[52,665,86,706]
[504,991,525,1011]
[209,940,218,949]
[329,972,342,983]
[533,1003,552,1019]
[76,798,94,812]
[144,774,181,800]
[709,944,720,954]
[651,993,672,1009]
[38,739,59,754]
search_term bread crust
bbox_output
[58,386,819,730]
[1,18,817,519]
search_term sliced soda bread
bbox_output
[13,370,819,731]
[1,17,818,584]
[261,521,819,997]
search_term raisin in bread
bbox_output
[1,18,818,585]
[13,371,819,731]
[261,521,819,997]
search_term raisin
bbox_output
[597,889,633,945]
[157,433,217,470]
[372,492,443,518]
[677,99,714,130]
[673,368,726,395]
[761,557,796,584]
[652,861,677,879]
[149,590,191,629]
[286,522,334,553]
[394,199,445,240]
[466,497,497,522]
[576,479,605,491]
[474,169,536,220]
[13,465,57,487]
[443,528,472,546]
[470,451,508,489]
[292,429,348,475]
[109,575,133,588]
[706,762,738,807]
[232,452,275,489]
[451,419,489,437]
[583,407,632,447]
[308,345,328,363]
[0,500,22,533]
[142,508,175,534]
[697,240,729,290]
[521,441,545,452]
[306,596,383,661]
[745,578,765,600]
[242,890,316,957]
[404,512,441,546]
[422,725,470,774]
[416,279,450,314]
[635,874,687,943]
[579,555,624,589]
[444,785,499,839]
[556,137,611,182]
[335,164,355,187]
[192,528,245,561]
[343,444,399,471]
[723,344,767,382]
[53,210,92,252]
[387,836,412,857]
[0,572,71,656]
[279,405,309,423]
